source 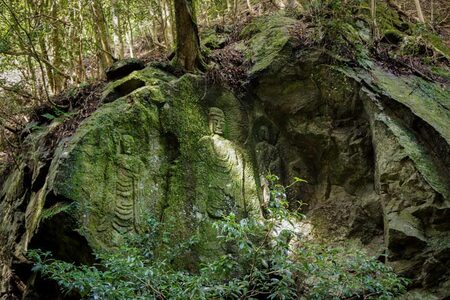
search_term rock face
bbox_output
[105,58,145,81]
[0,67,265,298]
[1,15,449,299]
[242,16,450,298]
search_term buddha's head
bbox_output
[121,135,134,154]
[258,125,269,142]
[208,107,225,136]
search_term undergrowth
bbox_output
[29,177,409,299]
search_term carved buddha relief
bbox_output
[255,124,281,177]
[254,121,282,210]
[112,135,140,233]
[97,135,144,239]
[198,107,261,219]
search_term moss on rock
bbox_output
[158,75,262,266]
[242,14,298,75]
[41,67,263,263]
[371,66,450,145]
[44,67,180,250]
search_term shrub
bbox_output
[29,177,408,299]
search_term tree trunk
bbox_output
[126,5,134,58]
[90,0,114,73]
[430,0,434,26]
[414,0,425,23]
[164,0,174,47]
[173,0,203,72]
[26,56,39,100]
[148,4,160,46]
[226,0,231,13]
[111,0,124,58]
[38,36,55,93]
[168,0,176,48]
[246,0,254,13]
[370,0,379,40]
[76,0,86,82]
[232,0,239,21]
[159,0,169,46]
[50,1,64,93]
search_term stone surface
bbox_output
[243,14,449,297]
[105,58,145,81]
[48,94,166,248]
[1,14,449,299]
[0,67,266,297]
[242,15,298,75]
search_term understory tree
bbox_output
[173,0,204,72]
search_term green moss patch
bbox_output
[241,15,298,75]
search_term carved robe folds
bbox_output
[198,134,261,219]
[112,153,143,234]
[197,107,261,220]
[97,135,145,244]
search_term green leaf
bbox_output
[293,177,308,183]
[42,113,56,120]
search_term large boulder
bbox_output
[0,66,265,298]
[1,13,449,299]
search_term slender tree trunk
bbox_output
[430,0,434,26]
[23,3,38,99]
[414,0,425,23]
[164,0,174,47]
[111,0,123,58]
[38,36,55,93]
[27,2,50,101]
[118,15,125,58]
[77,39,86,82]
[67,29,76,85]
[226,0,231,12]
[26,57,38,100]
[148,5,159,46]
[26,0,53,96]
[125,5,134,58]
[246,0,254,13]
[159,0,169,46]
[371,0,379,40]
[90,0,114,73]
[50,1,64,93]
[169,0,176,45]
[233,0,238,20]
[173,0,203,72]
[76,0,86,82]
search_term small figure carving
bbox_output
[255,124,282,176]
[198,107,261,219]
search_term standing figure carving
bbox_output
[255,125,282,176]
[97,134,144,239]
[254,124,282,209]
[198,107,261,219]
[112,135,143,234]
